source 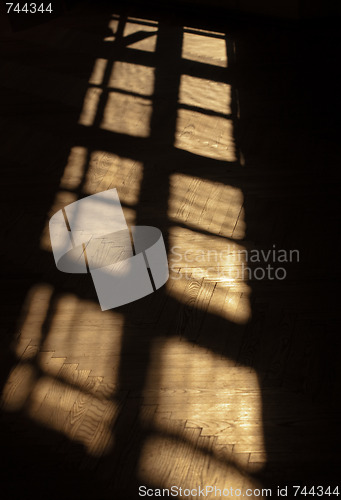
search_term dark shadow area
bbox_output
[0,2,340,499]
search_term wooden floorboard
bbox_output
[0,2,340,499]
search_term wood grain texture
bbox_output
[0,2,340,499]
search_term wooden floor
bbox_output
[0,3,340,499]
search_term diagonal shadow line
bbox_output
[122,30,158,47]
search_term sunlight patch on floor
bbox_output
[179,75,232,115]
[103,18,119,41]
[123,19,158,52]
[167,173,249,324]
[168,175,244,238]
[40,190,78,252]
[78,87,102,127]
[2,285,124,456]
[138,338,265,493]
[14,283,54,354]
[138,432,265,498]
[7,12,267,484]
[101,91,152,137]
[109,61,155,96]
[175,109,236,161]
[60,146,88,190]
[182,30,227,68]
[83,151,143,207]
[89,58,108,86]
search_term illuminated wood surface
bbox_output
[0,3,339,499]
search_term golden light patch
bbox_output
[168,175,243,237]
[40,191,78,252]
[175,108,236,161]
[1,363,36,411]
[179,75,231,115]
[15,284,54,352]
[123,20,158,52]
[60,146,88,190]
[139,338,264,481]
[88,58,108,85]
[108,61,155,96]
[78,87,102,126]
[83,152,143,207]
[27,374,117,456]
[182,31,227,67]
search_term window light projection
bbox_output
[166,252,252,325]
[60,146,88,190]
[1,289,125,455]
[13,284,55,358]
[167,174,250,324]
[100,59,155,137]
[103,18,119,41]
[6,13,268,493]
[138,339,265,484]
[176,73,235,161]
[78,87,102,127]
[179,75,232,115]
[40,190,78,252]
[88,58,108,86]
[108,62,155,96]
[101,91,152,137]
[83,152,143,207]
[168,175,244,239]
[182,29,227,68]
[175,109,236,161]
[177,28,233,159]
[123,18,158,52]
